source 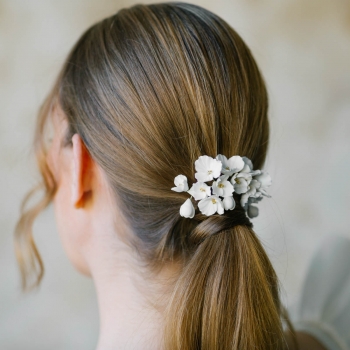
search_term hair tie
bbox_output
[171,155,272,219]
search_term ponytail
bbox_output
[164,212,285,349]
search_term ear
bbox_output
[71,133,94,208]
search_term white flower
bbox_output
[194,155,222,182]
[179,198,195,218]
[236,156,261,176]
[232,178,249,194]
[246,197,262,218]
[230,173,250,194]
[216,154,244,176]
[240,193,250,208]
[172,154,271,220]
[247,204,259,218]
[249,196,263,205]
[241,156,253,173]
[223,196,235,210]
[187,182,211,201]
[240,180,261,207]
[250,169,261,176]
[171,174,189,192]
[236,171,252,183]
[254,171,272,197]
[212,175,234,197]
[198,195,224,216]
[248,179,262,194]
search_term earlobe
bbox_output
[71,133,93,208]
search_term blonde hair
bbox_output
[15,3,295,349]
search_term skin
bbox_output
[46,107,328,350]
[46,108,172,350]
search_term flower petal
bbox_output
[174,174,187,187]
[236,172,252,183]
[240,193,250,207]
[255,171,272,188]
[222,181,234,197]
[233,178,249,194]
[179,198,195,218]
[242,156,253,170]
[198,197,216,216]
[217,199,224,215]
[240,157,253,173]
[250,170,261,176]
[210,158,223,179]
[247,204,259,218]
[171,174,189,192]
[194,155,222,181]
[219,173,230,182]
[187,182,211,200]
[194,172,211,182]
[198,195,223,216]
[211,179,221,196]
[249,179,261,190]
[194,155,211,173]
[259,188,271,197]
[171,186,183,192]
[216,154,228,171]
[212,178,234,197]
[227,156,245,173]
[223,196,235,210]
[248,196,263,204]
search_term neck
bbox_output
[93,269,163,350]
[87,232,173,350]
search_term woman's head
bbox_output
[54,0,269,255]
[15,2,288,349]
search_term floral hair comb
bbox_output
[171,155,272,219]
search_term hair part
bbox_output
[14,2,296,348]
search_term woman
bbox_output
[14,2,341,349]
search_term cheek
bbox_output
[52,169,91,277]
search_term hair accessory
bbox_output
[171,155,272,219]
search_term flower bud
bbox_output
[180,198,195,218]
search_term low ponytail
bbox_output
[164,210,285,349]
